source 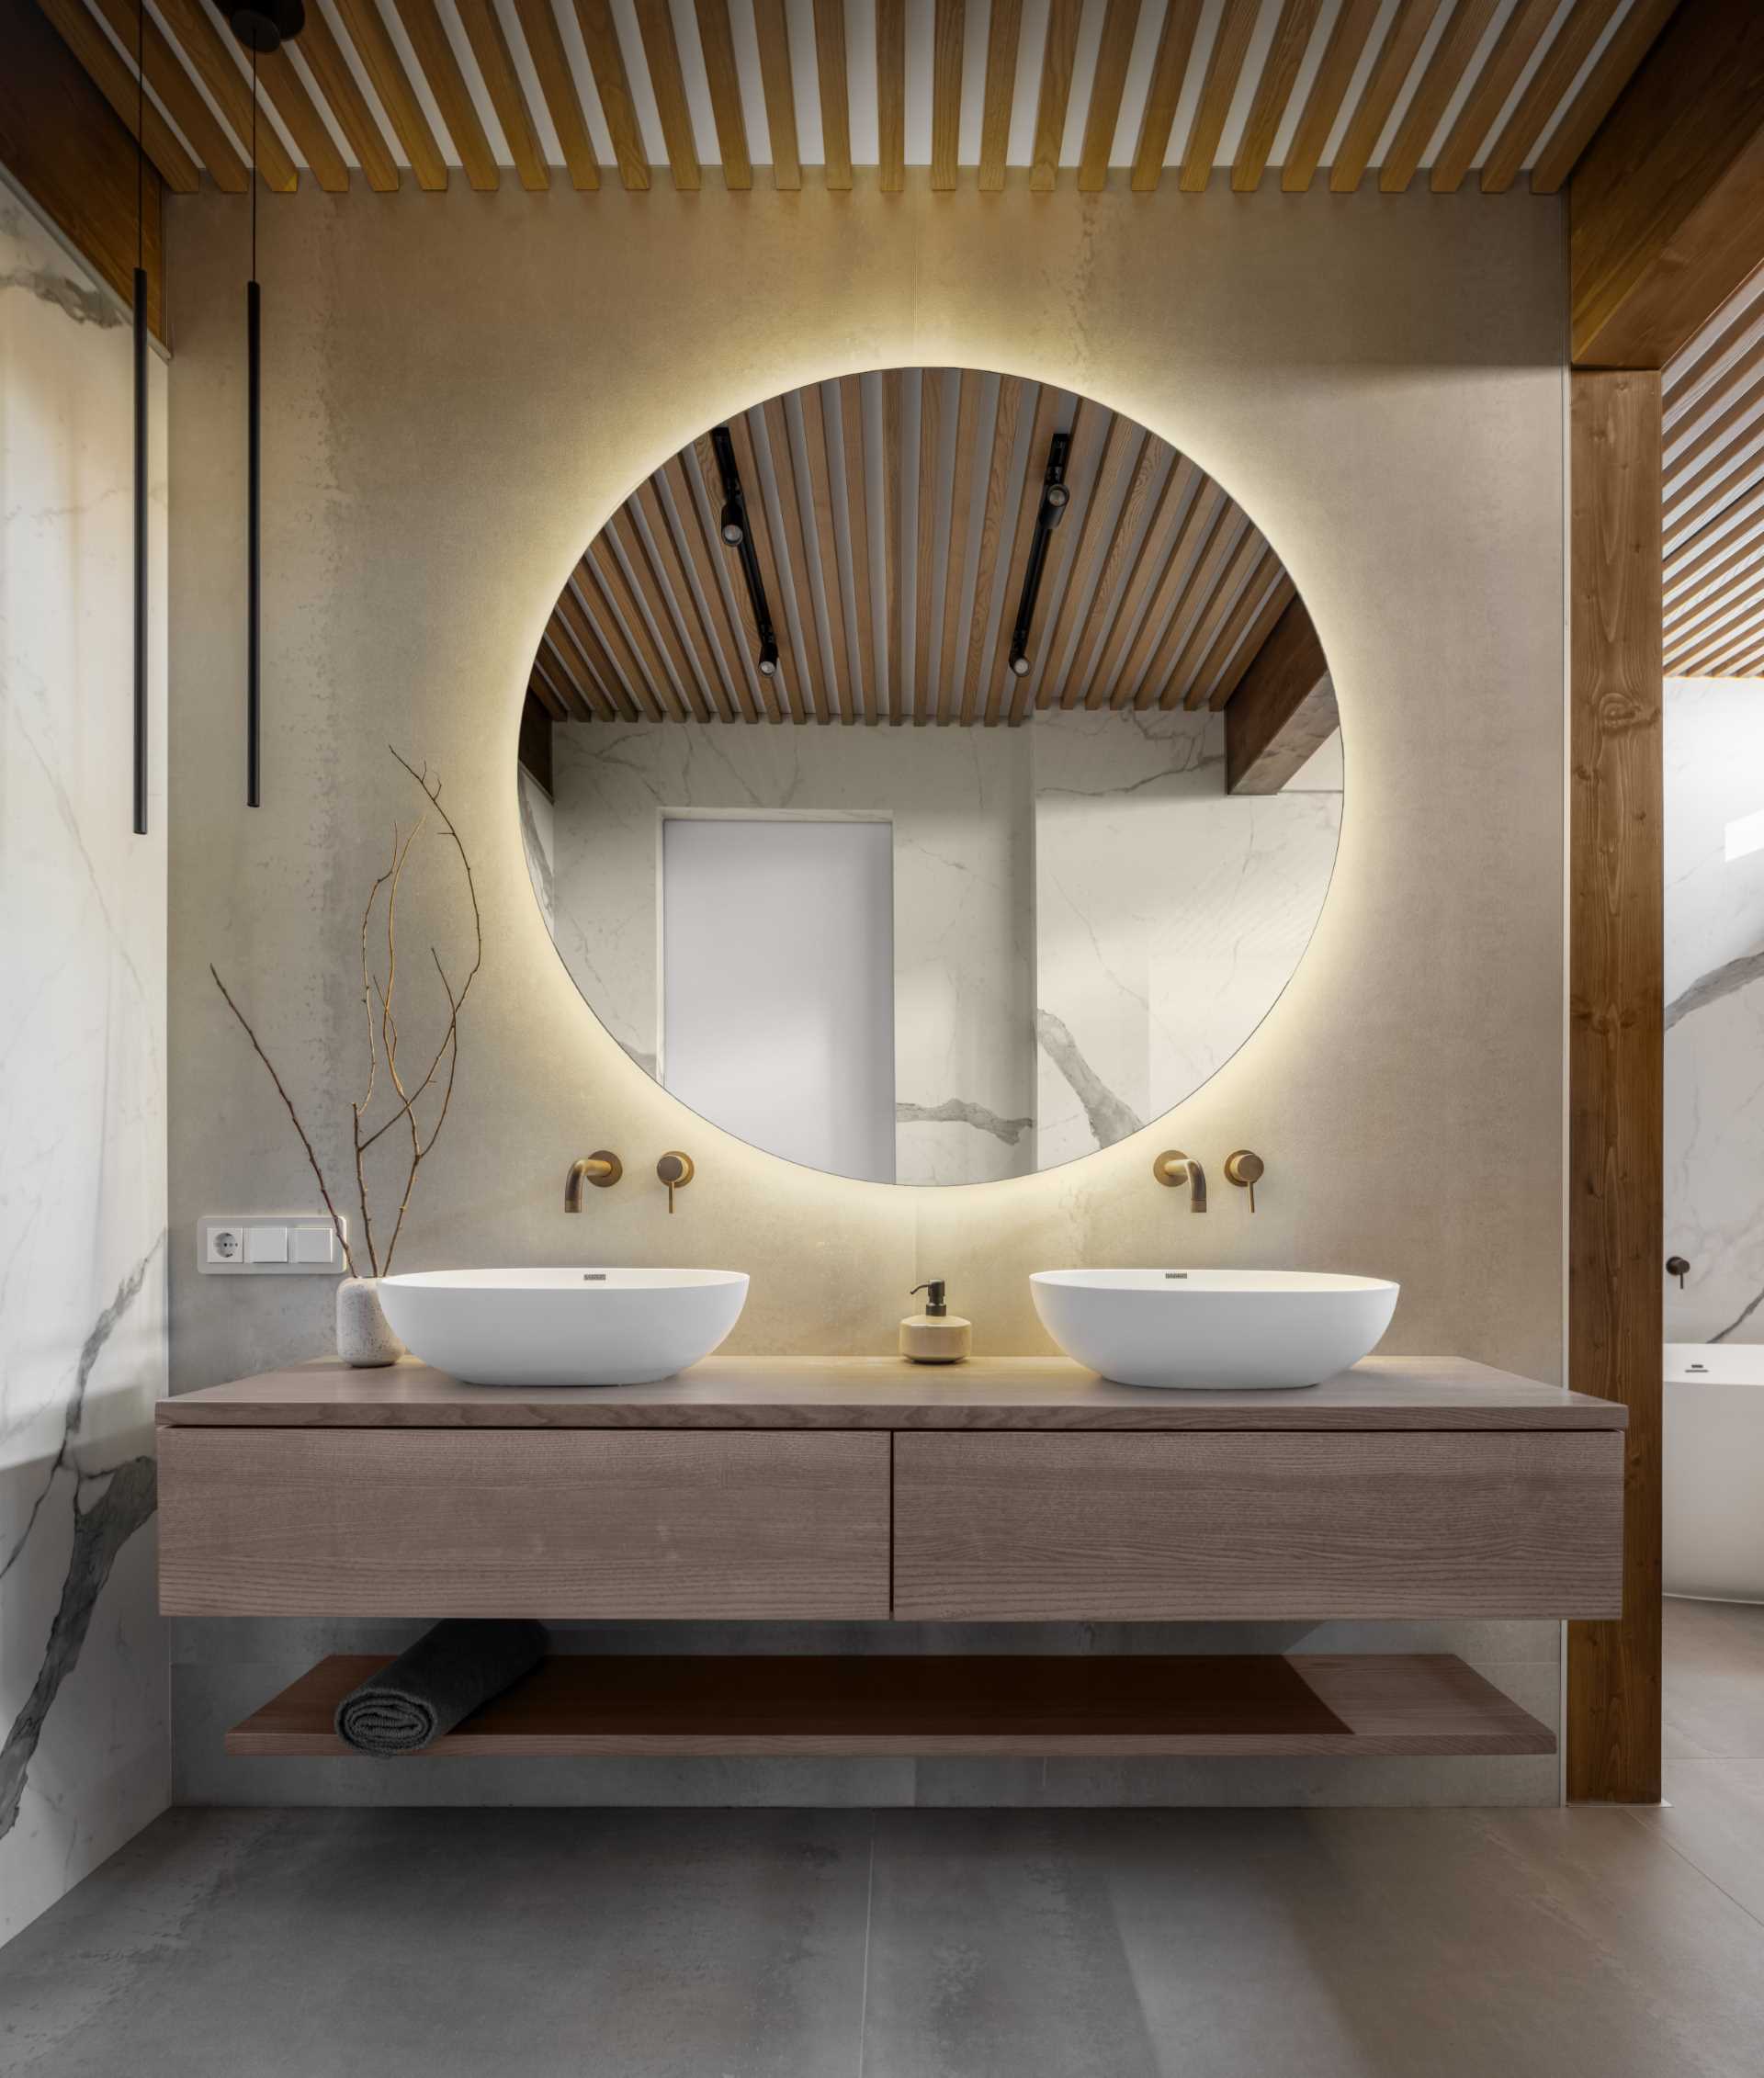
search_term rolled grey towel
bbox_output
[334,1620,548,1756]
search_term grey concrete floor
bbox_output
[4,1603,1764,2078]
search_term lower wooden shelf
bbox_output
[225,1653,1554,1759]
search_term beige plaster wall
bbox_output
[164,180,1568,1803]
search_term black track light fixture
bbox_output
[709,426,781,684]
[1006,431,1071,683]
[224,0,305,806]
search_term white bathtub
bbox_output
[1666,1343,1764,1602]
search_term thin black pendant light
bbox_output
[227,0,306,805]
[131,0,147,834]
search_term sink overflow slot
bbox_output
[1165,1271,1187,1280]
[583,1272,606,1282]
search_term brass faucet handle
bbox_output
[1225,1148,1265,1214]
[657,1150,695,1214]
[564,1152,623,1211]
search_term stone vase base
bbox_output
[337,1276,404,1367]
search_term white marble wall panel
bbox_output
[516,764,555,938]
[0,198,169,1944]
[1033,707,1342,1169]
[1665,680,1764,1343]
[546,720,1036,1182]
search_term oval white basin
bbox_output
[377,1269,749,1386]
[1030,1269,1399,1391]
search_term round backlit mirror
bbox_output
[519,369,1340,1185]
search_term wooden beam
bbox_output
[0,0,164,336]
[1207,571,1296,708]
[1172,522,1269,707]
[1480,0,1623,197]
[1429,0,1556,195]
[812,0,851,189]
[1280,0,1376,192]
[1223,599,1336,791]
[978,0,1022,192]
[153,0,299,189]
[800,388,855,723]
[33,0,198,191]
[1082,453,1196,706]
[632,0,700,190]
[962,375,1026,723]
[1179,0,1256,193]
[759,397,829,718]
[393,0,498,189]
[1329,0,1442,195]
[1130,0,1202,193]
[1531,0,1679,197]
[1030,0,1082,192]
[695,0,752,189]
[912,369,944,722]
[332,0,448,190]
[458,0,549,190]
[931,0,965,191]
[574,0,650,190]
[882,369,905,718]
[1078,0,1141,193]
[295,1,401,191]
[1566,370,1663,1805]
[255,43,351,192]
[937,372,984,725]
[87,0,248,193]
[1378,0,1499,195]
[1570,0,1764,368]
[752,0,801,190]
[1232,0,1320,193]
[876,0,905,192]
[836,379,876,721]
[662,453,762,720]
[511,0,601,189]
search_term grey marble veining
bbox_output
[1,202,170,1944]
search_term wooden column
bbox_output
[1566,371,1663,1804]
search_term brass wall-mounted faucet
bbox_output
[564,1152,623,1211]
[1152,1150,1206,1212]
[657,1150,695,1214]
[1225,1148,1265,1213]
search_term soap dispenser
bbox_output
[899,1281,972,1365]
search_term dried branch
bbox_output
[210,964,359,1279]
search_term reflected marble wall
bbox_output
[1034,709,1342,1169]
[0,199,169,1942]
[1665,680,1764,1343]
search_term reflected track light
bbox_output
[1006,431,1072,693]
[710,426,780,687]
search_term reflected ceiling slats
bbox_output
[38,0,1679,194]
[536,370,1312,728]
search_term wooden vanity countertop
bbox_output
[158,1354,1627,1431]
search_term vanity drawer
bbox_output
[159,1428,890,1619]
[891,1430,1623,1621]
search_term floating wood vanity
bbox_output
[158,1355,1625,1761]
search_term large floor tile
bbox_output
[1636,1757,1764,1925]
[0,1808,873,2078]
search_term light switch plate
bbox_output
[199,1215,348,1276]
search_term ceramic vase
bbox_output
[336,1276,404,1367]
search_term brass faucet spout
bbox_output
[565,1151,623,1211]
[1152,1150,1207,1212]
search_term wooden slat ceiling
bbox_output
[1664,264,1764,680]
[529,368,1304,726]
[39,0,1678,198]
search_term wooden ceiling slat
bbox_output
[662,452,763,720]
[1429,0,1558,194]
[1078,0,1143,193]
[1206,571,1296,707]
[877,0,905,192]
[1015,398,1112,717]
[574,0,651,190]
[1672,598,1764,675]
[1039,412,1149,706]
[87,0,249,192]
[835,380,877,723]
[1478,0,1621,195]
[1130,0,1203,193]
[800,388,856,723]
[1666,294,1764,434]
[1231,0,1322,193]
[554,583,640,719]
[978,0,1023,192]
[37,0,201,190]
[1170,523,1268,706]
[990,383,1063,723]
[931,0,965,191]
[528,662,570,721]
[938,372,985,725]
[912,370,945,723]
[630,0,701,189]
[694,0,752,188]
[391,0,498,189]
[758,398,831,720]
[538,627,601,718]
[256,43,351,191]
[1281,0,1379,192]
[579,551,675,720]
[1666,500,1764,608]
[726,413,808,720]
[293,1,401,191]
[1057,431,1163,703]
[1192,547,1282,706]
[1130,491,1237,708]
[1666,574,1764,664]
[457,0,549,190]
[1529,0,1679,195]
[752,0,801,190]
[1179,0,1257,193]
[1083,453,1196,706]
[882,370,905,720]
[610,504,710,723]
[1668,461,1764,561]
[330,0,448,189]
[1380,0,1501,195]
[1666,423,1764,535]
[965,375,1030,724]
[1666,367,1764,492]
[152,0,300,188]
[812,0,852,189]
[1030,0,1083,193]
[1329,0,1444,194]
[510,0,600,189]
[1110,474,1225,705]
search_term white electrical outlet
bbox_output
[198,1215,347,1275]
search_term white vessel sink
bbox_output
[377,1269,749,1386]
[1030,1269,1399,1391]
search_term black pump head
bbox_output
[910,1281,948,1317]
